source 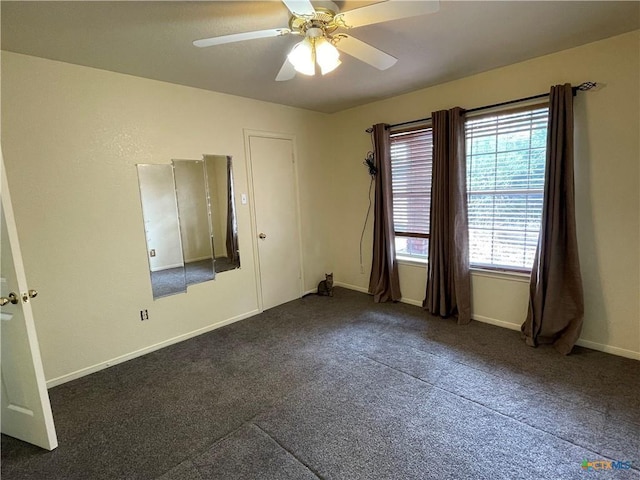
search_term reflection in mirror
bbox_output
[173,159,215,286]
[203,155,240,273]
[137,155,240,300]
[137,164,187,298]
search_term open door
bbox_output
[1,152,57,450]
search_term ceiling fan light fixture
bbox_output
[287,38,315,76]
[315,37,341,75]
[287,35,341,77]
[195,0,436,82]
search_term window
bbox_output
[390,127,433,261]
[389,104,548,271]
[465,105,548,271]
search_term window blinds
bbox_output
[465,105,548,270]
[390,127,433,238]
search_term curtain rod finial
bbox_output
[577,81,597,91]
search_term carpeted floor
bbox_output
[2,288,639,479]
[151,259,240,298]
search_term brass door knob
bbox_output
[258,233,267,239]
[0,292,19,306]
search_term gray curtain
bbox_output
[521,84,584,354]
[368,123,402,302]
[423,107,471,324]
[225,157,239,262]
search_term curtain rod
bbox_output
[365,82,597,132]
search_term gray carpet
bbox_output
[2,288,639,479]
[150,265,187,298]
[151,259,240,298]
[213,256,240,274]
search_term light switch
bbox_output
[241,193,247,205]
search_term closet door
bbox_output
[247,133,303,310]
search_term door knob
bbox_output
[22,290,38,303]
[259,233,266,239]
[0,292,19,306]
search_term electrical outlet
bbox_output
[140,309,149,321]
[149,249,156,257]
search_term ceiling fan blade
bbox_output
[281,0,316,16]
[193,28,290,48]
[338,0,439,28]
[335,35,397,70]
[276,59,297,82]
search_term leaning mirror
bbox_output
[137,155,240,300]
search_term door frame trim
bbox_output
[243,130,305,312]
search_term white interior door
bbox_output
[247,134,303,310]
[1,153,57,450]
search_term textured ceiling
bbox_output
[2,1,639,113]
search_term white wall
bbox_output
[2,31,638,389]
[1,52,333,384]
[328,31,640,359]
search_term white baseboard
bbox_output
[46,309,260,388]
[48,284,638,388]
[472,314,521,331]
[185,255,213,263]
[399,298,422,307]
[335,281,421,307]
[473,315,640,360]
[335,281,368,294]
[575,338,640,360]
[336,283,640,360]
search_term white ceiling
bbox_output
[2,1,638,113]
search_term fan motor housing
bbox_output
[289,7,341,36]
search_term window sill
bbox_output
[396,256,427,268]
[470,267,531,283]
[394,257,531,283]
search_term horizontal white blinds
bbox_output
[466,106,548,270]
[390,127,433,237]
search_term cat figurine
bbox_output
[316,273,334,297]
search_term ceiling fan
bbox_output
[193,0,439,81]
